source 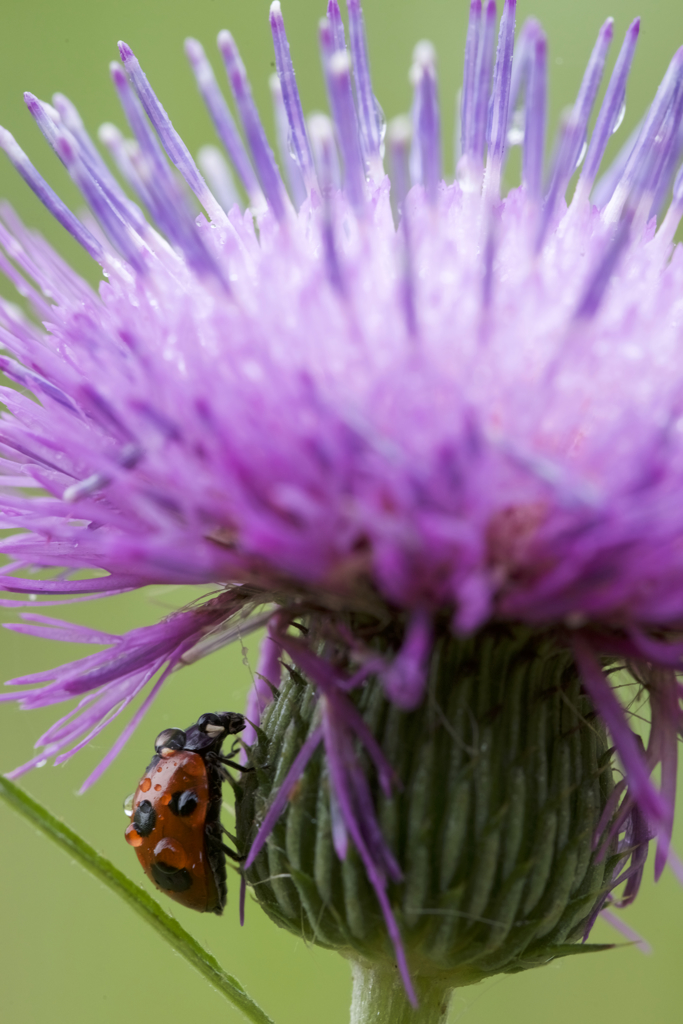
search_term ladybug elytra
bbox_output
[124,711,248,914]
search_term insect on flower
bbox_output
[124,711,248,914]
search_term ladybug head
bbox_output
[153,713,245,759]
[196,711,246,738]
[179,711,246,755]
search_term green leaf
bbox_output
[0,776,274,1024]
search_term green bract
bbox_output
[236,626,618,994]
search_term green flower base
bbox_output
[235,624,618,1006]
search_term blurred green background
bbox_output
[1,1,683,1021]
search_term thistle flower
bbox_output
[1,1,683,1018]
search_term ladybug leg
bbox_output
[224,759,256,773]
[206,750,256,773]
[207,824,244,864]
[221,843,245,863]
[214,828,244,862]
[215,753,257,773]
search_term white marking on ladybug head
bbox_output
[204,723,225,737]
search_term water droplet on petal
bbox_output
[612,101,626,135]
[36,758,47,768]
[123,792,135,817]
[575,139,588,169]
[375,97,386,145]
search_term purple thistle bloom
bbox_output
[2,0,683,1000]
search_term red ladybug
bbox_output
[124,711,247,914]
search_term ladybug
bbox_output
[124,711,248,914]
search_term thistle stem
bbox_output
[349,962,452,1024]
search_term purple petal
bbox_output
[118,42,223,223]
[0,574,140,595]
[600,908,652,954]
[486,0,517,170]
[184,37,263,207]
[241,615,284,760]
[461,1,482,160]
[218,30,288,221]
[276,634,398,797]
[347,0,383,179]
[77,642,191,792]
[579,19,640,195]
[269,3,316,195]
[573,636,667,826]
[410,43,441,204]
[0,127,103,261]
[381,610,432,710]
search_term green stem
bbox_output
[349,962,452,1024]
[0,776,274,1024]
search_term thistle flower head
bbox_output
[1,0,683,1003]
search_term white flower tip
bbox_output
[63,472,108,503]
[387,115,411,146]
[412,40,436,67]
[62,483,80,503]
[329,50,351,77]
[409,42,436,87]
[307,112,334,144]
[0,126,17,153]
[197,144,237,202]
[109,61,126,84]
[197,143,219,163]
[217,29,234,51]
[184,37,204,63]
[23,91,40,115]
[97,122,121,146]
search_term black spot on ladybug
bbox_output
[133,799,156,837]
[169,789,199,817]
[151,861,193,893]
